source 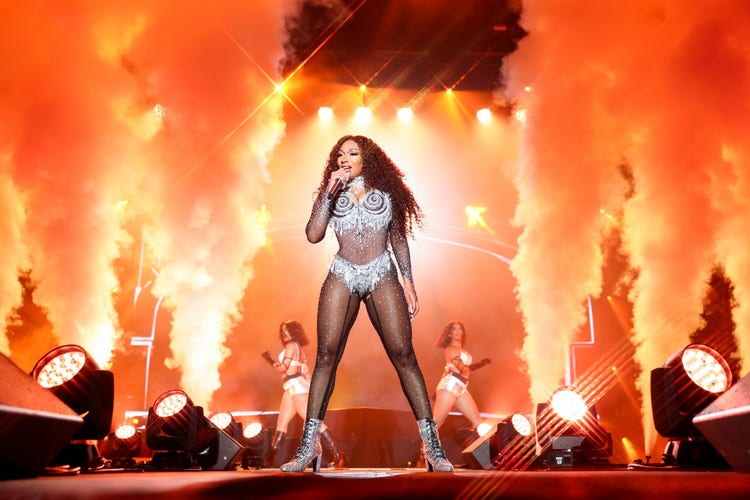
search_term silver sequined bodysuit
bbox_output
[304,174,430,423]
[307,176,414,296]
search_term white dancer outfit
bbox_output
[279,342,310,396]
[437,350,472,397]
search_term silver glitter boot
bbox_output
[280,418,323,472]
[417,418,454,472]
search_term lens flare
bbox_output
[550,388,588,422]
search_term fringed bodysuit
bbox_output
[303,176,432,421]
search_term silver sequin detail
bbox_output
[330,189,391,240]
[329,251,393,295]
[347,175,365,190]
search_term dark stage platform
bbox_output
[2,467,750,500]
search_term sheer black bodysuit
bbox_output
[304,178,432,421]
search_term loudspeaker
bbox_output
[197,422,245,470]
[694,372,750,472]
[0,353,83,478]
[460,425,497,470]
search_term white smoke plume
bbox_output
[503,0,750,455]
[0,1,288,408]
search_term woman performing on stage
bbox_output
[281,135,453,472]
[432,321,491,435]
[263,320,345,468]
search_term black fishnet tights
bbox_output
[306,270,432,421]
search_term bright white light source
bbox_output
[209,411,233,430]
[244,422,263,439]
[397,107,413,123]
[476,108,492,123]
[550,388,588,422]
[318,107,333,121]
[115,424,137,440]
[155,392,188,418]
[682,345,731,393]
[354,106,372,126]
[511,413,534,437]
[36,351,85,388]
[477,422,494,437]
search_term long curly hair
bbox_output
[279,320,309,346]
[436,321,466,348]
[316,135,424,238]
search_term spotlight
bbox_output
[651,344,733,469]
[208,410,243,442]
[146,389,209,469]
[476,108,492,123]
[32,344,114,440]
[536,387,612,468]
[460,420,509,470]
[242,422,271,469]
[397,107,413,123]
[354,106,372,126]
[146,390,243,471]
[651,344,732,438]
[99,423,143,468]
[31,345,114,470]
[318,107,333,121]
[492,412,539,470]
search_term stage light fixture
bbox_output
[318,106,333,121]
[536,387,612,468]
[31,344,114,470]
[651,343,732,439]
[242,421,271,469]
[397,107,413,123]
[208,409,243,442]
[651,344,733,469]
[146,390,244,470]
[99,423,143,468]
[492,412,539,471]
[32,344,115,441]
[146,389,213,469]
[354,106,372,126]
[476,108,491,123]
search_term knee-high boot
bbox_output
[269,430,285,465]
[417,418,454,472]
[280,419,323,472]
[320,428,347,468]
[271,430,286,451]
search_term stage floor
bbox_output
[2,467,750,499]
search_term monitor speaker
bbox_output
[460,426,497,470]
[694,372,750,472]
[0,353,83,478]
[198,422,245,470]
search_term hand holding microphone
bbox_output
[327,167,350,199]
[262,350,275,367]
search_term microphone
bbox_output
[262,351,275,367]
[327,177,345,199]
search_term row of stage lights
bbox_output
[317,105,498,125]
[5,341,741,475]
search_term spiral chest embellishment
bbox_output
[361,190,388,216]
[332,194,355,218]
[330,189,392,236]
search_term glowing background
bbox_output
[2,0,749,464]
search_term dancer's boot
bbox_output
[280,419,322,472]
[268,430,285,466]
[320,428,347,468]
[417,418,454,472]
